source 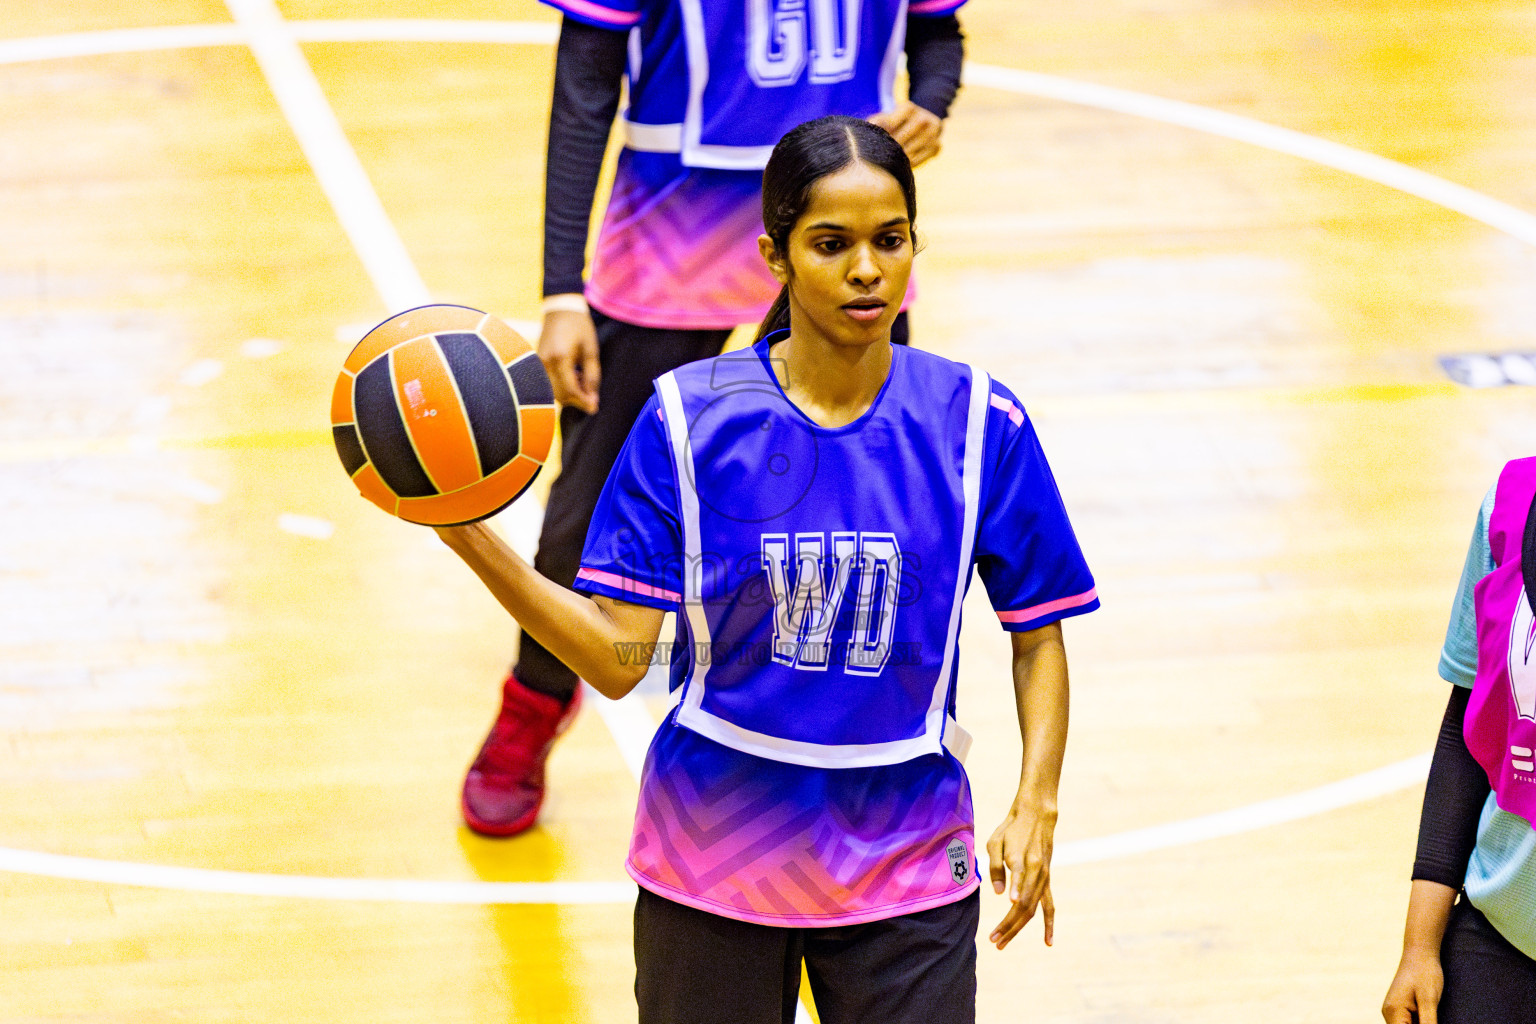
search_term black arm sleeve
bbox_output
[1412,685,1492,888]
[905,14,964,120]
[542,18,628,298]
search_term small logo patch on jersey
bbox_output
[946,838,969,885]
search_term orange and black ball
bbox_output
[331,304,555,526]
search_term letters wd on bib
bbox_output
[574,339,1099,926]
[542,0,966,329]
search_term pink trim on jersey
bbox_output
[997,587,1098,624]
[909,0,963,14]
[576,567,680,603]
[552,0,642,26]
[989,394,1024,427]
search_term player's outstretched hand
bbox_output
[985,800,1056,950]
[539,307,601,414]
[868,102,943,168]
[1381,949,1443,1024]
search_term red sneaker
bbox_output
[461,673,583,837]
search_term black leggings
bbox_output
[633,886,977,1024]
[1439,896,1536,1022]
[515,309,910,700]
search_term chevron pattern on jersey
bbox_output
[628,725,977,926]
[587,161,781,328]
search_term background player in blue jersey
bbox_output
[435,116,1099,1023]
[459,0,968,837]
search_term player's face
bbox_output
[768,161,912,349]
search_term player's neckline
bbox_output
[754,333,899,435]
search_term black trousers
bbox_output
[633,886,977,1024]
[1438,896,1536,1023]
[514,309,910,700]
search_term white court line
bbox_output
[221,0,431,309]
[1053,752,1432,866]
[0,24,244,63]
[0,846,633,904]
[3,21,1535,249]
[0,752,1430,901]
[0,20,552,66]
[291,19,556,46]
[961,64,1536,249]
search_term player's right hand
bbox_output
[985,799,1056,950]
[538,307,601,414]
[1381,948,1443,1024]
[869,101,943,168]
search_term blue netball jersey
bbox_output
[542,0,965,326]
[574,338,1098,925]
[547,0,964,170]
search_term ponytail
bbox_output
[754,285,791,342]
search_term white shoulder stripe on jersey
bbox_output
[876,0,908,114]
[929,365,990,754]
[655,373,714,708]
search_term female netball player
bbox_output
[460,0,967,839]
[1384,460,1536,1023]
[436,116,1099,1023]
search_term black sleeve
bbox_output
[1412,685,1492,888]
[543,18,628,298]
[905,13,964,120]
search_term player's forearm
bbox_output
[1400,879,1457,956]
[435,522,649,697]
[543,18,627,297]
[1412,685,1489,886]
[1009,622,1069,814]
[905,13,964,119]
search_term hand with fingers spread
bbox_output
[538,304,601,414]
[868,101,944,168]
[986,799,1056,950]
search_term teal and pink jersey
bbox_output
[541,0,965,329]
[1467,457,1536,822]
[575,339,1097,925]
[1439,468,1536,958]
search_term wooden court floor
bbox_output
[5,0,1536,1020]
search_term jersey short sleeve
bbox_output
[574,395,684,610]
[540,0,643,31]
[973,384,1099,632]
[1440,484,1498,688]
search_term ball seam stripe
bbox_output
[388,344,447,496]
[434,333,489,480]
